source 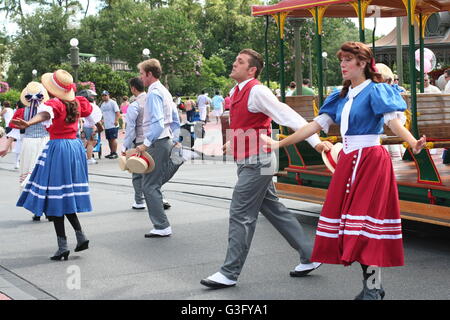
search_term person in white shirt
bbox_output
[423,74,441,93]
[200,48,332,289]
[79,90,102,164]
[196,90,210,122]
[443,69,450,93]
[286,81,297,96]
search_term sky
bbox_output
[1,1,397,38]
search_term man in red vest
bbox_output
[200,49,332,289]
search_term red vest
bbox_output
[229,79,272,160]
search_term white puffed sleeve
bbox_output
[37,104,55,128]
[84,105,102,126]
[383,111,406,126]
[313,113,335,134]
[6,128,21,140]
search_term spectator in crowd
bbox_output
[100,90,120,159]
[197,90,210,123]
[80,89,103,165]
[286,81,297,96]
[301,79,315,95]
[211,91,225,124]
[423,73,441,93]
[184,97,196,122]
[442,69,450,93]
[120,96,130,133]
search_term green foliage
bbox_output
[6,6,74,89]
[0,89,21,105]
[53,62,133,100]
[3,0,380,97]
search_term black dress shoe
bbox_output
[144,233,171,238]
[200,279,236,289]
[32,215,41,221]
[289,263,322,277]
[163,201,171,210]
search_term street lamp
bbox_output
[70,38,80,84]
[89,56,97,63]
[32,69,37,80]
[142,48,150,60]
[322,51,328,94]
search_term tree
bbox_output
[6,6,75,88]
[54,62,133,100]
[78,1,202,93]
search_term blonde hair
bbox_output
[137,59,162,79]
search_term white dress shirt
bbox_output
[230,78,321,148]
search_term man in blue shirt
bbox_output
[136,58,178,238]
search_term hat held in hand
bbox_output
[121,148,155,174]
[322,142,343,173]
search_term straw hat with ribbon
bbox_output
[19,82,50,121]
[20,82,49,107]
[322,142,343,173]
[375,63,394,82]
[41,69,76,101]
[119,148,155,174]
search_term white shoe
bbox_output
[132,202,146,210]
[145,226,172,237]
[206,272,237,286]
[290,262,322,277]
[87,158,97,165]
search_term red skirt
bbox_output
[311,146,404,267]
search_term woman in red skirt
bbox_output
[262,42,426,299]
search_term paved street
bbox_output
[0,121,449,301]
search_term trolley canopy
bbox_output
[251,0,450,18]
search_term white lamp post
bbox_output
[142,48,150,60]
[69,38,80,83]
[322,52,328,93]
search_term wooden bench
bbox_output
[407,93,450,146]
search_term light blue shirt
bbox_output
[212,95,224,110]
[170,105,181,143]
[122,98,142,150]
[143,91,164,147]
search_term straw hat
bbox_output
[375,63,394,82]
[41,69,76,101]
[123,148,155,174]
[20,82,49,107]
[118,155,129,171]
[322,142,343,173]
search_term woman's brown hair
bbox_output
[337,41,383,97]
[63,100,79,123]
[46,92,79,123]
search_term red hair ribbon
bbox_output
[53,73,76,92]
[370,58,378,73]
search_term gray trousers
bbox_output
[134,142,183,205]
[142,138,172,230]
[220,160,313,281]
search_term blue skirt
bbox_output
[17,139,92,216]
